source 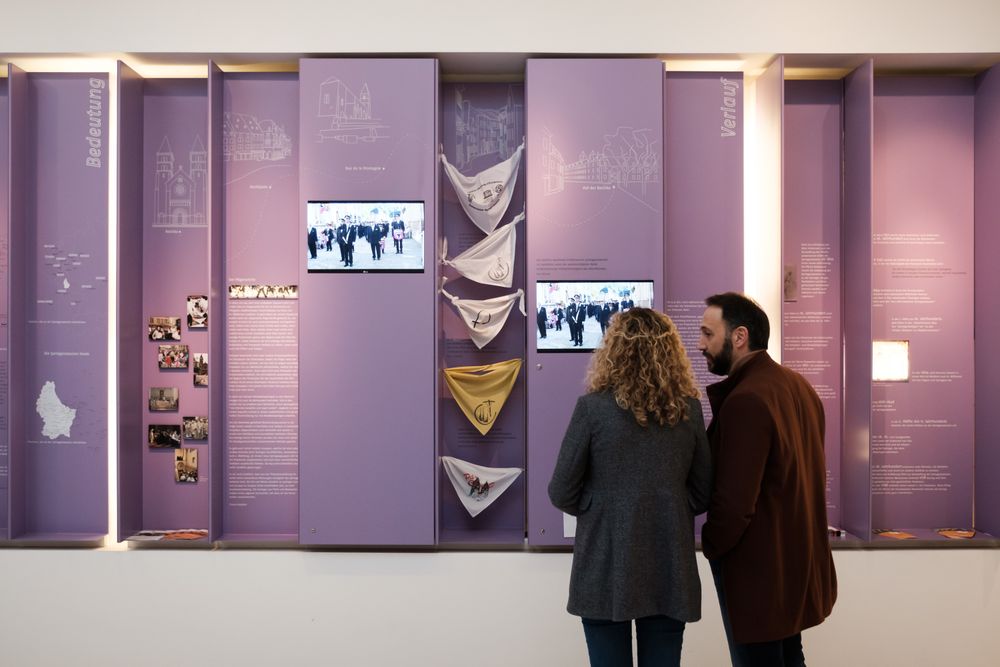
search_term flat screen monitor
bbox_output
[535,280,654,352]
[306,201,425,273]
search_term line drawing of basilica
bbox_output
[316,78,389,143]
[223,112,293,162]
[154,136,207,227]
[541,126,660,196]
[454,86,523,170]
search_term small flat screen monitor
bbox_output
[306,201,425,273]
[536,280,654,352]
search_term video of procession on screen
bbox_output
[306,201,425,272]
[535,281,654,352]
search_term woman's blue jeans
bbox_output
[581,614,685,667]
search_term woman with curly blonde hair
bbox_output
[549,307,712,667]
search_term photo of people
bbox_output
[535,281,654,352]
[148,316,181,341]
[158,344,189,369]
[227,284,299,299]
[187,295,208,329]
[148,424,182,448]
[183,416,208,441]
[148,387,179,412]
[175,448,199,483]
[193,353,208,386]
[306,201,425,272]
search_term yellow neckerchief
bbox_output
[442,358,522,435]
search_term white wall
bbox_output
[2,0,1000,55]
[1,549,999,665]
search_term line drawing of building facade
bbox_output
[154,136,207,227]
[542,126,659,196]
[541,127,565,195]
[316,78,389,144]
[223,112,293,162]
[454,86,523,169]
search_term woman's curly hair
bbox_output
[585,307,699,427]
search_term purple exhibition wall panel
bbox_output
[782,80,844,528]
[18,73,109,538]
[974,65,1000,537]
[118,62,145,539]
[526,59,664,546]
[663,72,744,419]
[208,63,225,540]
[842,61,873,539]
[141,79,210,533]
[0,77,9,538]
[871,78,975,531]
[6,66,27,539]
[298,59,437,545]
[222,72,299,539]
[439,83,526,544]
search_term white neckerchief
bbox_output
[440,277,525,350]
[440,456,522,518]
[441,142,524,235]
[441,212,522,288]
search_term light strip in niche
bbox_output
[872,340,910,382]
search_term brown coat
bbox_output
[702,351,837,643]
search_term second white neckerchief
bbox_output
[440,276,525,350]
[441,456,523,518]
[441,212,522,288]
[441,142,524,234]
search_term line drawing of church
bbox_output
[454,86,523,170]
[154,136,207,228]
[316,78,389,144]
[542,126,660,196]
[223,112,293,162]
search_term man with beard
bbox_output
[698,292,836,667]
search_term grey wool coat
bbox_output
[548,391,712,623]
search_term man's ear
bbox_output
[731,325,749,350]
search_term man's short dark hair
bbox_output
[705,292,770,351]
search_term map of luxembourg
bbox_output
[36,381,77,440]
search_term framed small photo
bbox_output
[148,387,179,412]
[187,295,208,329]
[148,424,182,448]
[158,344,189,369]
[148,316,182,341]
[183,416,208,441]
[193,352,208,386]
[175,448,199,483]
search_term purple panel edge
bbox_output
[975,65,1000,536]
[842,60,874,541]
[118,61,145,540]
[7,65,28,539]
[297,58,438,545]
[525,59,666,546]
[782,79,845,528]
[437,82,527,545]
[0,76,7,539]
[21,72,110,537]
[208,62,226,541]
